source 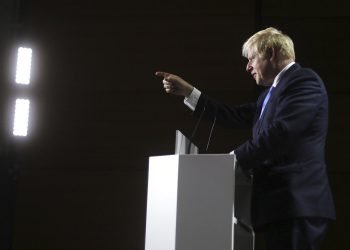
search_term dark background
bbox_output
[0,0,349,249]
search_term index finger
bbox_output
[155,71,170,78]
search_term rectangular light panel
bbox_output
[13,99,30,137]
[15,47,32,85]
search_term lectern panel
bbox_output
[145,155,179,250]
[176,155,235,250]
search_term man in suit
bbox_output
[155,27,335,250]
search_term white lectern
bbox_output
[145,154,254,250]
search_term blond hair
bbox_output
[242,27,295,61]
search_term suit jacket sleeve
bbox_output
[193,93,257,129]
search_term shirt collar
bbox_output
[272,61,295,88]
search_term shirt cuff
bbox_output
[184,87,201,111]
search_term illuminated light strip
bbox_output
[13,99,30,137]
[15,47,32,85]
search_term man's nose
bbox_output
[246,63,252,72]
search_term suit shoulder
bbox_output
[287,66,325,89]
[291,66,322,81]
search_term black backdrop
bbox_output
[0,0,349,249]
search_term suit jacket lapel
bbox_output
[253,63,301,135]
[253,89,268,136]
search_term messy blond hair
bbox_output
[242,27,295,61]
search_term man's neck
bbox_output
[272,61,295,87]
[277,59,295,72]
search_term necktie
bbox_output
[259,86,275,119]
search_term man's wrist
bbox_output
[185,86,195,98]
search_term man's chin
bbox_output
[257,81,272,87]
[256,81,265,86]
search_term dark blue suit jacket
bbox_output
[194,63,336,228]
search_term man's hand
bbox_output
[155,71,194,97]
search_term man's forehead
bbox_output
[247,49,257,59]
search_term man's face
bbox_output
[246,50,274,86]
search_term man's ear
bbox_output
[266,47,276,61]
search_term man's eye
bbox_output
[248,56,255,62]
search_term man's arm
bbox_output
[155,71,255,153]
